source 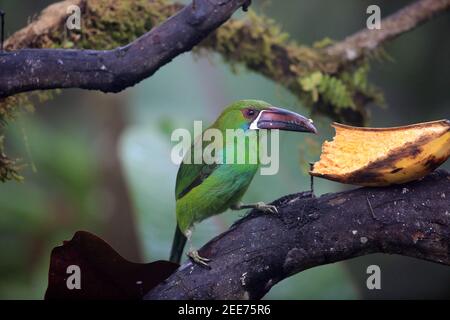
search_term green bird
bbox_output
[170,100,317,266]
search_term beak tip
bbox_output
[308,119,318,134]
[308,123,318,135]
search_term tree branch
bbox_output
[326,0,450,62]
[2,0,449,123]
[145,170,450,300]
[0,0,251,98]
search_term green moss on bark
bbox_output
[200,10,383,124]
[0,1,385,181]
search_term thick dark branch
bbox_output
[145,170,450,300]
[326,0,450,62]
[0,0,250,98]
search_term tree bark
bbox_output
[145,170,450,300]
[0,0,251,98]
[326,0,450,62]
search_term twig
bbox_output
[309,162,315,195]
[366,196,376,220]
[326,0,450,62]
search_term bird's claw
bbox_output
[255,202,278,214]
[187,250,211,268]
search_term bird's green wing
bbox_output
[175,134,223,200]
[175,161,217,200]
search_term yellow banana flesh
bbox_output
[310,119,450,186]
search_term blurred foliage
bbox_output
[0,91,61,181]
[0,113,101,298]
[300,71,356,109]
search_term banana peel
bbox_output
[310,119,450,186]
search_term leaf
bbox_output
[313,37,335,49]
[318,75,355,109]
[299,72,323,102]
[45,231,179,300]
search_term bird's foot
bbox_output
[187,250,211,268]
[255,202,278,214]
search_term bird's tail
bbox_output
[169,224,187,264]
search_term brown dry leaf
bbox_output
[45,231,179,300]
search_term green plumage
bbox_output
[170,100,270,263]
[175,100,269,232]
[169,99,316,264]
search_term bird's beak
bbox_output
[250,107,317,134]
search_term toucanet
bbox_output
[170,100,317,266]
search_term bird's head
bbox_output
[213,99,317,134]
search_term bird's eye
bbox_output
[247,109,255,116]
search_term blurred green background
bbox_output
[0,0,448,299]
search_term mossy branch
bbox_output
[326,0,450,62]
[3,0,448,121]
[0,0,250,98]
[0,0,448,181]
